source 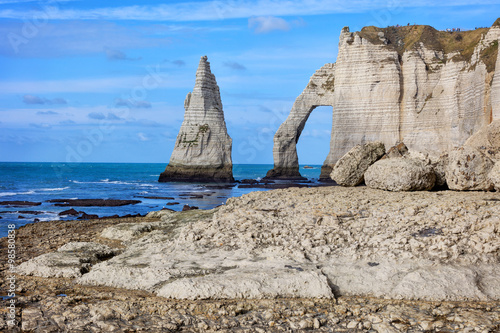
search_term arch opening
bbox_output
[296,105,333,179]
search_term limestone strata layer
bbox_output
[268,21,500,180]
[19,187,500,302]
[159,56,233,183]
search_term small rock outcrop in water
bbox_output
[159,56,233,183]
[365,158,436,191]
[267,20,500,180]
[330,141,385,186]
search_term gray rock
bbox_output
[17,242,117,278]
[446,146,495,191]
[364,158,436,191]
[330,142,386,186]
[159,56,233,182]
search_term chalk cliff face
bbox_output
[267,20,500,180]
[159,56,233,182]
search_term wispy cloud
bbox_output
[223,61,247,70]
[248,16,290,33]
[105,48,142,61]
[23,94,67,105]
[0,21,171,57]
[137,132,150,141]
[0,1,495,21]
[36,110,59,115]
[88,112,105,120]
[171,60,185,67]
[115,98,152,109]
[0,76,192,94]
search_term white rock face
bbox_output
[17,242,117,278]
[446,146,495,191]
[268,23,500,179]
[364,158,436,191]
[159,56,233,182]
[330,141,386,186]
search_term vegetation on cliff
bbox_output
[358,19,498,72]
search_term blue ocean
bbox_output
[0,163,322,238]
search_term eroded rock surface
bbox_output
[446,146,495,191]
[18,187,500,303]
[17,242,117,278]
[159,56,233,182]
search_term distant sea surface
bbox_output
[0,163,322,238]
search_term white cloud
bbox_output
[248,16,290,33]
[137,132,150,141]
[0,1,496,21]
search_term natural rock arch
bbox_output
[267,22,500,181]
[265,64,336,180]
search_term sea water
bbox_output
[0,162,322,238]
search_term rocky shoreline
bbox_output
[1,186,500,331]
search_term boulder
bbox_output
[446,147,495,191]
[488,162,500,191]
[465,119,500,161]
[364,158,436,191]
[330,142,386,186]
[382,142,409,159]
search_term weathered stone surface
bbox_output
[330,142,385,186]
[159,56,233,183]
[17,242,117,278]
[446,146,495,191]
[157,266,333,300]
[382,142,409,159]
[364,158,436,191]
[488,162,500,190]
[268,22,500,179]
[465,119,500,161]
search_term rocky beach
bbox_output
[1,185,499,331]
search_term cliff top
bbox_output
[357,18,499,71]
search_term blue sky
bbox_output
[0,0,499,164]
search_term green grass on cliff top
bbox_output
[358,18,498,71]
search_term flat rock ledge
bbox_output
[17,186,500,304]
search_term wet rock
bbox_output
[48,199,141,207]
[365,158,436,191]
[330,142,386,186]
[59,208,80,216]
[182,205,199,211]
[166,202,179,206]
[0,201,41,207]
[77,212,99,220]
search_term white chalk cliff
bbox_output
[267,19,500,180]
[159,56,233,182]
